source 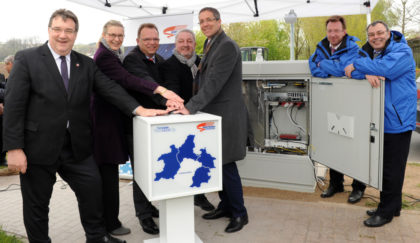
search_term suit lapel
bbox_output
[40,44,68,96]
[201,32,225,73]
[68,51,80,100]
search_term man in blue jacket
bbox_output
[345,20,416,227]
[309,15,366,203]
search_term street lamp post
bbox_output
[284,9,297,60]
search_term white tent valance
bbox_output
[67,0,378,23]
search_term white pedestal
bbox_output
[144,196,203,243]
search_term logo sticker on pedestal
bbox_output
[154,135,216,188]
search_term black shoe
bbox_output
[194,194,215,211]
[364,215,392,227]
[87,234,126,243]
[366,209,400,217]
[320,186,343,198]
[140,217,159,235]
[109,225,131,236]
[225,215,249,233]
[348,189,364,204]
[202,209,231,220]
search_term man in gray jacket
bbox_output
[175,7,249,233]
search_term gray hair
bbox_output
[366,20,389,32]
[4,55,14,64]
[175,29,196,42]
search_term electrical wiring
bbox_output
[0,183,21,192]
[271,108,279,136]
[287,104,306,134]
[0,180,68,192]
[267,146,306,155]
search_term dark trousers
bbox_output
[329,169,366,191]
[377,131,412,219]
[20,132,106,243]
[98,163,122,231]
[126,134,156,219]
[217,162,247,217]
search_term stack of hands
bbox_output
[135,86,190,117]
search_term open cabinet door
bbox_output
[310,77,384,189]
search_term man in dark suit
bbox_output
[175,7,249,233]
[122,23,168,235]
[159,28,215,212]
[3,9,166,243]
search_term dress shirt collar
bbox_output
[47,42,71,79]
[47,42,71,62]
[329,41,342,51]
[146,55,156,63]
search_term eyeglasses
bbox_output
[327,29,344,34]
[107,33,125,39]
[50,27,76,35]
[199,18,217,25]
[141,38,160,43]
[368,30,387,38]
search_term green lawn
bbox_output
[0,229,23,243]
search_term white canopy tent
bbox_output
[67,0,378,23]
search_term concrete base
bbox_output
[144,196,203,243]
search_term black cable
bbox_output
[311,161,328,192]
[0,180,68,192]
[0,183,21,192]
[271,108,279,136]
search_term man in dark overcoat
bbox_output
[175,7,249,233]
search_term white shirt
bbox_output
[329,41,342,52]
[47,42,70,79]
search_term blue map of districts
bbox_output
[155,135,216,187]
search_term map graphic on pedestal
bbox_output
[155,135,216,187]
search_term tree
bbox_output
[73,43,97,57]
[0,37,41,61]
[383,0,420,36]
[371,0,399,27]
[194,31,206,55]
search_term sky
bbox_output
[1,0,124,44]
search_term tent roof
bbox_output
[67,0,377,23]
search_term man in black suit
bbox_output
[122,23,172,235]
[3,9,166,243]
[159,28,215,212]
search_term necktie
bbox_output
[60,56,69,91]
[331,48,336,55]
[148,57,154,63]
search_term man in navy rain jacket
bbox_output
[309,15,366,203]
[345,20,416,227]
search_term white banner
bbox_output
[123,13,194,46]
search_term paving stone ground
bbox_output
[1,174,420,243]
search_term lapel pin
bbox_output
[76,63,80,67]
